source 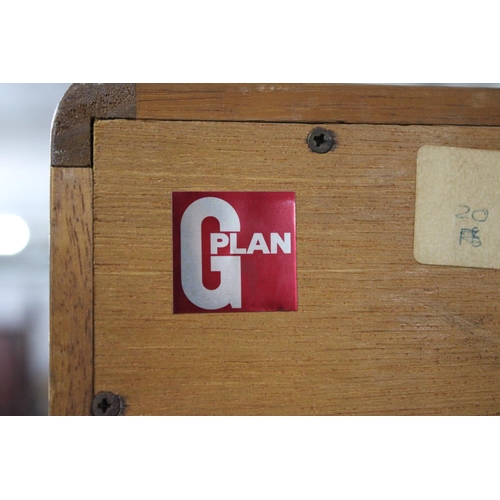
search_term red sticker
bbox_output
[172,192,297,313]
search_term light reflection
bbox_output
[0,214,30,255]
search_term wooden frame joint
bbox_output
[51,83,136,167]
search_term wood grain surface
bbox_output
[93,119,500,415]
[137,84,500,126]
[50,168,93,415]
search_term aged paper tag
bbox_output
[414,145,500,269]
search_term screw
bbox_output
[307,127,336,153]
[91,391,124,416]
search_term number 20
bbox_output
[455,205,489,222]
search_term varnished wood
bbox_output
[93,119,500,415]
[51,84,136,167]
[50,168,93,415]
[137,84,500,126]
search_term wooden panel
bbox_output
[93,119,500,415]
[50,168,93,415]
[137,84,500,126]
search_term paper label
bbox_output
[414,145,500,269]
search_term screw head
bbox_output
[307,127,336,154]
[91,391,123,416]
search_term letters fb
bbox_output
[172,192,297,313]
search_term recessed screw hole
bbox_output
[307,127,335,153]
[92,391,123,416]
[313,134,326,147]
[98,398,111,413]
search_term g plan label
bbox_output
[172,192,297,313]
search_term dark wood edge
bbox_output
[136,83,500,126]
[50,168,94,415]
[51,84,136,167]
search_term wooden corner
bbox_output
[51,83,136,167]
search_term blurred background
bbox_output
[0,84,70,415]
[1,83,499,416]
